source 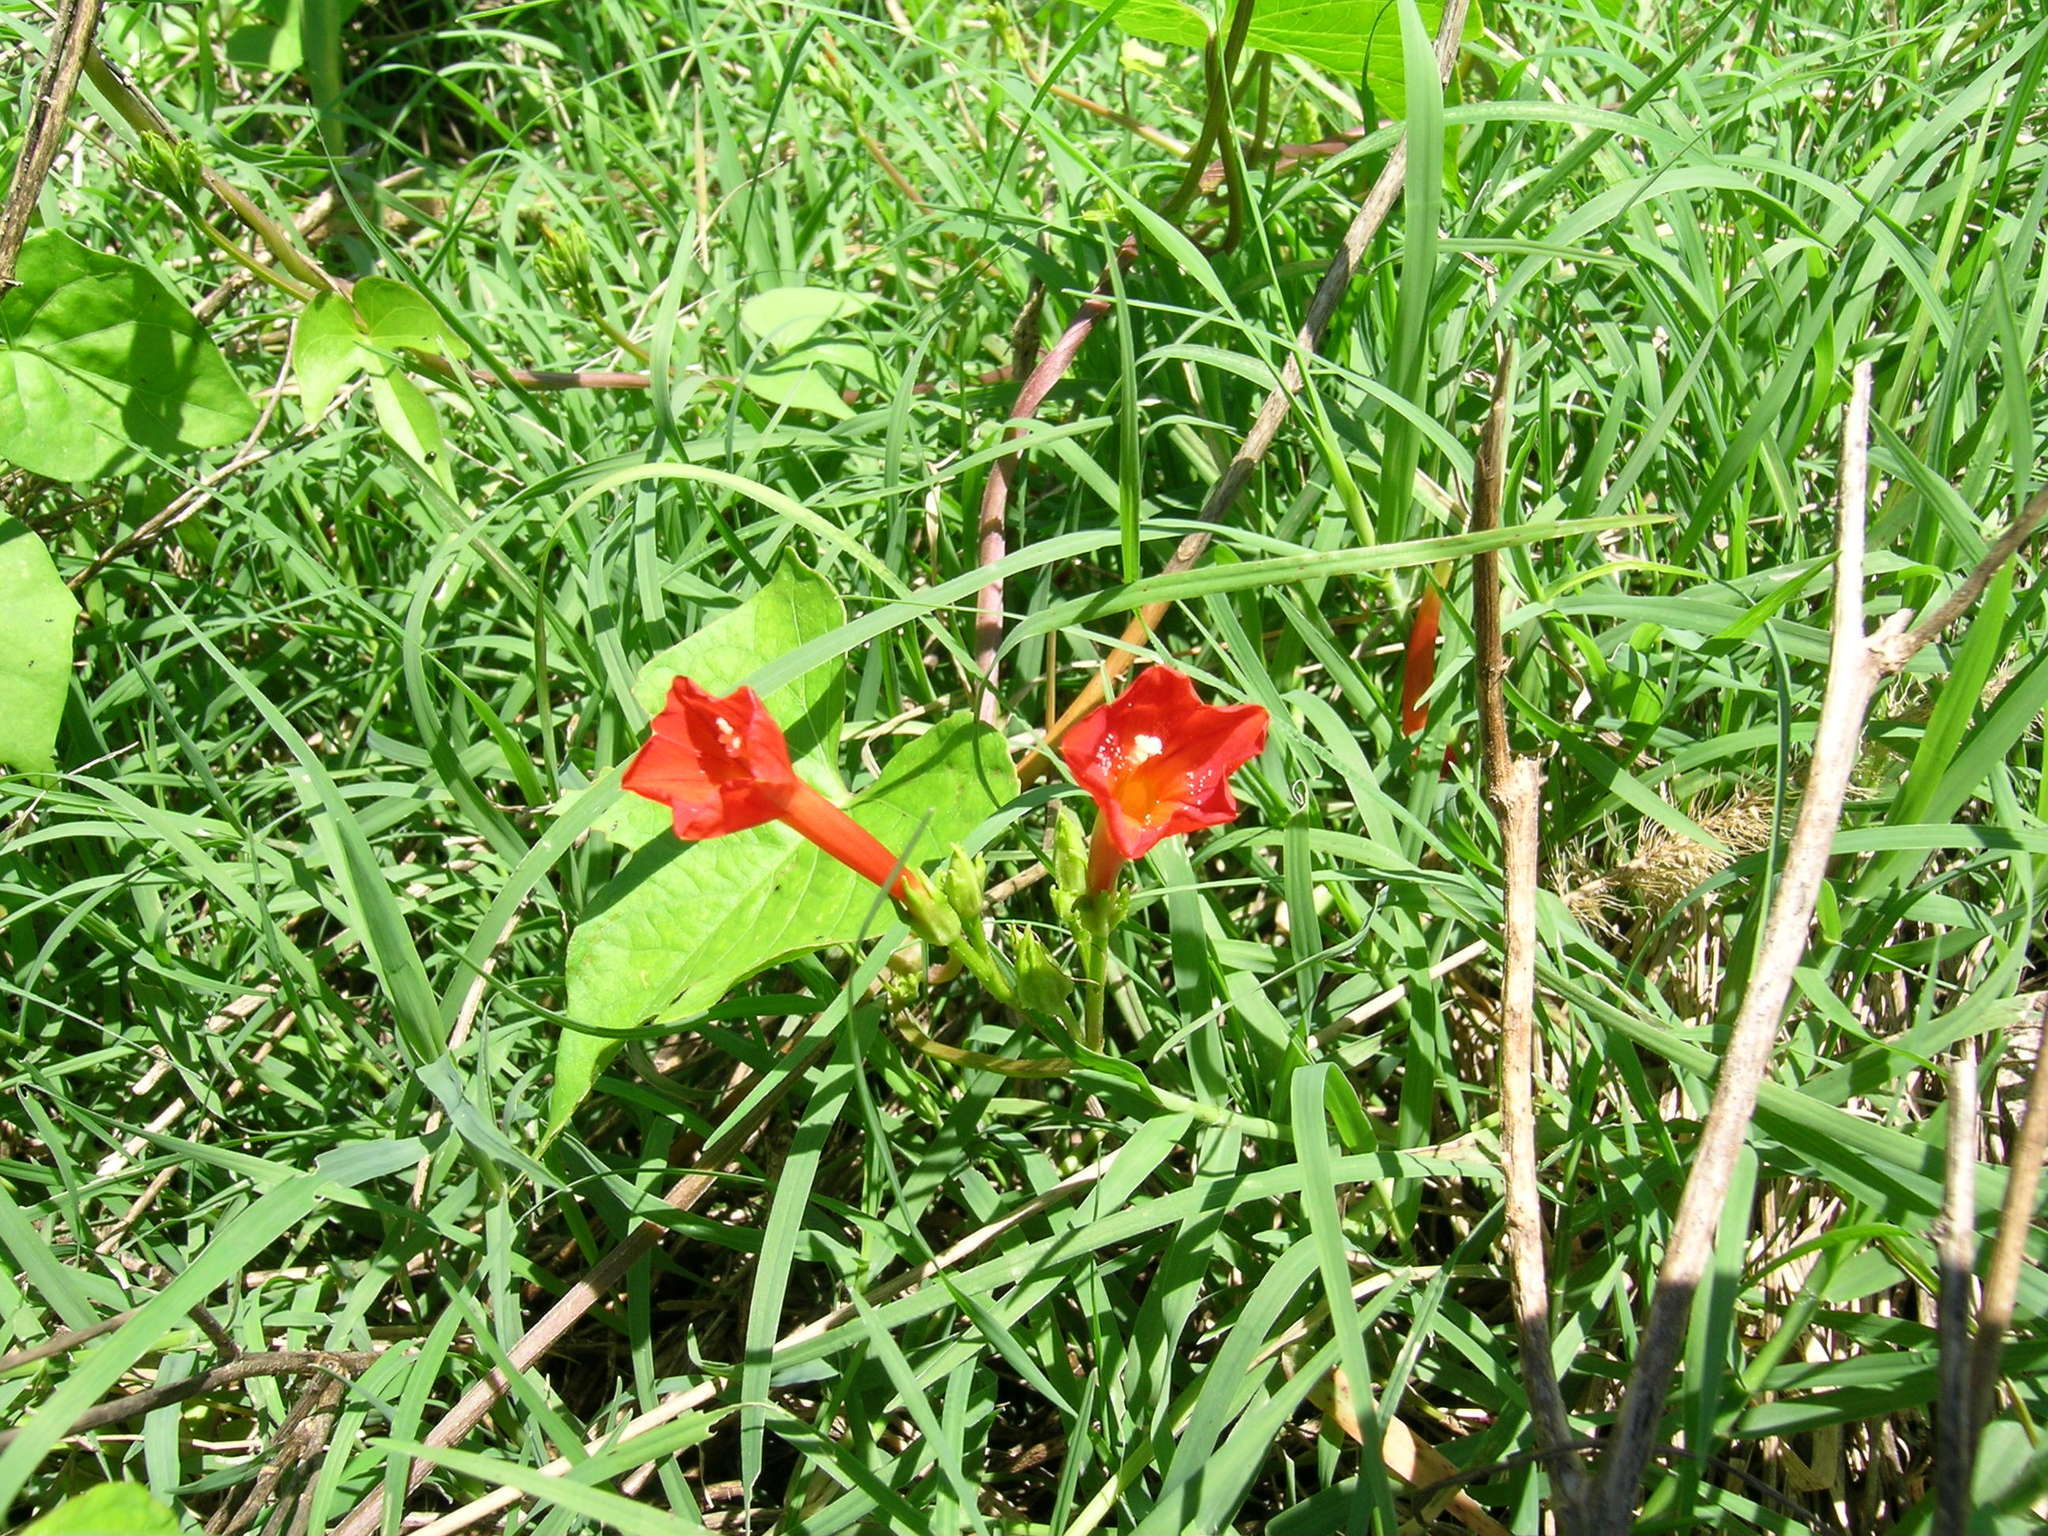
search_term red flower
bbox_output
[1399,585,1442,736]
[1060,665,1268,891]
[624,678,910,894]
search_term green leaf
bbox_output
[1072,0,1212,50]
[0,232,256,482]
[368,367,453,493]
[0,515,78,774]
[738,285,874,347]
[552,716,1017,1138]
[1247,0,1477,116]
[353,274,466,357]
[292,291,365,423]
[20,1483,182,1536]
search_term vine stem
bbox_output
[1015,0,1471,784]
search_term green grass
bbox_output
[3,0,2046,1532]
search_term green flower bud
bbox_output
[1052,805,1088,898]
[128,133,204,211]
[940,846,986,929]
[1009,929,1072,1018]
[533,222,597,307]
[901,870,963,952]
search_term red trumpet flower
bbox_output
[1399,584,1442,736]
[623,677,910,895]
[1060,665,1268,892]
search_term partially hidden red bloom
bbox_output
[624,677,910,895]
[1399,585,1442,736]
[1060,665,1268,892]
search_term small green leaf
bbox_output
[293,292,365,423]
[21,1483,182,1536]
[1072,0,1211,50]
[0,515,79,774]
[739,285,873,347]
[354,274,466,357]
[1247,0,1478,116]
[0,232,256,482]
[551,716,1017,1139]
[368,367,453,493]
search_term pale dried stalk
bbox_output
[1588,368,2048,1529]
[1969,999,2048,1440]
[1015,0,1471,785]
[1935,1044,1978,1532]
[0,0,103,288]
[1471,347,1582,1522]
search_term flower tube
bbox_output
[623,677,909,895]
[1059,665,1268,892]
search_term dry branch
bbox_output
[1470,345,1583,1524]
[1969,996,2048,1441]
[1587,366,2048,1529]
[1935,1044,1978,1533]
[0,0,103,288]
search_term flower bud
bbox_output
[941,846,986,929]
[1053,805,1088,897]
[1009,929,1071,1018]
[900,869,963,952]
[128,134,204,211]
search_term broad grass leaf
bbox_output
[0,232,255,481]
[552,716,1017,1138]
[0,515,77,774]
[293,291,365,423]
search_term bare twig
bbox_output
[0,0,103,288]
[0,1349,374,1450]
[1016,0,1471,784]
[1969,997,2048,1440]
[1470,348,1581,1524]
[1936,1044,1978,1532]
[1588,370,2048,1529]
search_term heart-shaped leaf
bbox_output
[354,274,467,358]
[739,285,874,348]
[0,232,255,482]
[0,515,79,774]
[552,715,1017,1138]
[293,291,365,423]
[1075,0,1211,49]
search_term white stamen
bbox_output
[1131,733,1163,764]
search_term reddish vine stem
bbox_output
[973,236,1139,722]
[1015,0,1471,785]
[972,0,1255,725]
